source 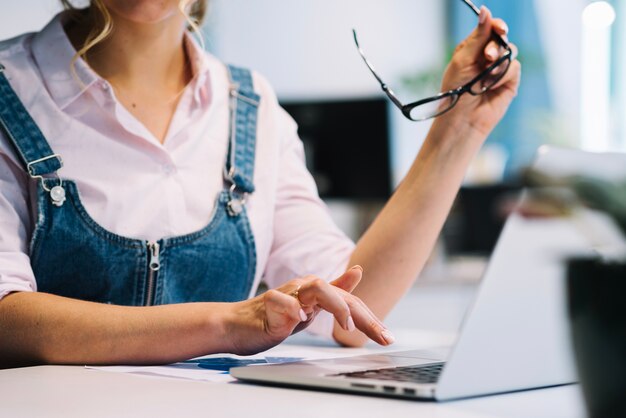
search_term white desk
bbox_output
[0,283,587,418]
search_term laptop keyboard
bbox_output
[332,362,445,384]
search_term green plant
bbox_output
[523,171,626,238]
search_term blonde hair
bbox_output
[60,0,208,70]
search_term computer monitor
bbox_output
[280,98,392,200]
[443,183,522,256]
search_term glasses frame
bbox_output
[353,0,513,122]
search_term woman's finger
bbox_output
[488,56,522,93]
[463,6,495,58]
[352,293,387,330]
[329,265,363,293]
[298,277,353,331]
[345,296,395,346]
[509,42,519,60]
[323,284,392,346]
[466,8,512,62]
[330,284,387,331]
[264,289,306,326]
[484,39,501,62]
[491,18,509,36]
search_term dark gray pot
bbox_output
[567,257,626,418]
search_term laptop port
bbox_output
[382,386,396,393]
[351,383,375,389]
[403,388,416,396]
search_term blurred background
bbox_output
[2,0,626,328]
[200,0,626,274]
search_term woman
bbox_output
[0,0,519,367]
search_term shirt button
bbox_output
[162,164,176,176]
[100,81,110,91]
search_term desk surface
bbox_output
[0,283,587,418]
[0,349,585,418]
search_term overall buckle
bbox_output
[26,154,66,207]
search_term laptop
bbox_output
[231,146,626,401]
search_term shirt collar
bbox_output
[183,33,211,107]
[31,12,212,111]
[31,12,100,110]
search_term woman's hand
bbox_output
[436,6,521,139]
[223,266,394,356]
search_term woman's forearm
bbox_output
[0,291,230,368]
[334,120,485,346]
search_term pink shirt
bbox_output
[0,14,354,337]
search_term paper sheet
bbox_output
[85,344,350,383]
[86,331,457,384]
[87,356,305,383]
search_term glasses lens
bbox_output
[407,94,458,121]
[470,55,512,95]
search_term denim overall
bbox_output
[0,63,261,305]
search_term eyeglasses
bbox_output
[353,0,513,122]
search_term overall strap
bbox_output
[225,64,260,194]
[0,65,63,177]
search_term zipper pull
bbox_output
[148,242,161,271]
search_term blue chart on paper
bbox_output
[180,357,303,373]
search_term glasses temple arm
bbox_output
[460,0,481,15]
[352,30,404,110]
[352,30,385,85]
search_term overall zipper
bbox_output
[145,241,160,306]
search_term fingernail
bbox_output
[382,330,395,345]
[346,316,356,332]
[501,22,509,34]
[487,46,498,60]
[351,265,363,272]
[299,309,308,322]
[479,6,488,25]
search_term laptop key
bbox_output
[331,362,445,384]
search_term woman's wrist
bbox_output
[215,300,267,356]
[421,117,486,165]
[202,302,238,354]
[430,111,489,147]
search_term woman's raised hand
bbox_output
[437,6,521,139]
[224,266,395,356]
